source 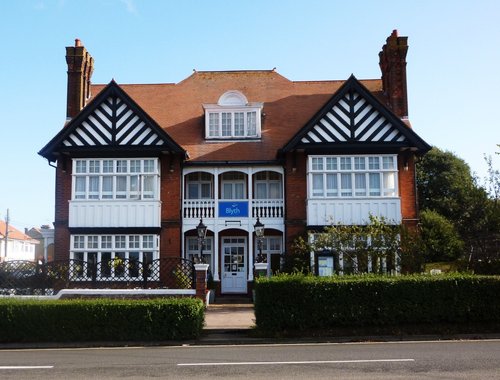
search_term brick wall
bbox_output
[160,154,182,258]
[53,156,71,260]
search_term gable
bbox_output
[39,81,185,161]
[281,75,430,154]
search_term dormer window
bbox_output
[203,90,263,139]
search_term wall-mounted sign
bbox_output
[219,201,249,217]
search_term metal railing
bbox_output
[0,257,196,295]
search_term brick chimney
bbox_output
[379,30,408,119]
[65,39,94,120]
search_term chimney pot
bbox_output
[75,38,81,47]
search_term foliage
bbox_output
[0,297,204,343]
[416,146,500,273]
[254,274,500,333]
[419,209,464,262]
[281,235,312,274]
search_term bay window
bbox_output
[72,158,159,200]
[309,155,398,198]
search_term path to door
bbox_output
[204,303,255,329]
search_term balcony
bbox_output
[183,199,284,220]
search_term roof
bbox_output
[0,221,39,243]
[88,70,389,162]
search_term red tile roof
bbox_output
[0,221,38,243]
[90,70,385,162]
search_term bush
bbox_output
[0,297,204,343]
[254,274,500,333]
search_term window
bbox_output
[72,158,159,200]
[221,172,246,199]
[308,156,398,198]
[186,172,213,199]
[255,236,283,275]
[203,91,263,139]
[70,234,159,280]
[254,171,282,199]
[186,237,213,267]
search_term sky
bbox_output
[0,0,499,230]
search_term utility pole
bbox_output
[3,209,9,261]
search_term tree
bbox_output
[419,209,464,263]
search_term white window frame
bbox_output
[72,158,160,201]
[254,171,283,199]
[70,234,159,280]
[186,236,213,268]
[203,91,263,140]
[308,155,398,198]
[185,172,213,200]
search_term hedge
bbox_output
[254,274,500,333]
[0,297,204,343]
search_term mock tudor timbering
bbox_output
[40,31,430,295]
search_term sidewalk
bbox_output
[204,303,255,330]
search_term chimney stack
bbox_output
[379,30,408,119]
[65,39,94,120]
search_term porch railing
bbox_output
[0,257,196,296]
[183,199,284,219]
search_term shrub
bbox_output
[254,274,500,333]
[0,297,204,343]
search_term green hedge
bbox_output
[254,274,500,333]
[0,297,204,343]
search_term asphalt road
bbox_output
[0,339,499,379]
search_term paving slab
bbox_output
[204,304,255,330]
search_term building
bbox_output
[0,221,39,262]
[25,225,55,262]
[39,30,430,295]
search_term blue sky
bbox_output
[0,0,499,230]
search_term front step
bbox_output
[213,295,253,305]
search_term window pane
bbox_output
[89,160,100,173]
[369,173,381,196]
[255,183,267,199]
[101,236,112,249]
[383,172,396,196]
[75,177,86,199]
[209,113,219,137]
[129,236,140,249]
[383,156,395,170]
[115,236,126,249]
[354,157,365,170]
[223,183,232,199]
[130,175,140,199]
[143,159,155,173]
[234,112,244,136]
[89,176,99,199]
[312,174,324,196]
[312,157,323,170]
[340,157,351,170]
[188,183,199,199]
[326,157,337,170]
[103,160,113,173]
[75,160,86,173]
[326,174,338,196]
[130,160,141,173]
[143,175,155,199]
[269,183,281,199]
[116,176,127,198]
[102,176,113,199]
[116,160,127,173]
[341,173,352,196]
[234,183,244,199]
[247,112,257,136]
[201,183,211,198]
[355,173,366,196]
[221,113,231,136]
[369,157,380,170]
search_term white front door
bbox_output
[221,237,247,294]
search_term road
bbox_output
[0,339,499,379]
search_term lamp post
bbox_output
[196,218,207,264]
[253,217,265,263]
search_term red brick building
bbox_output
[40,30,430,295]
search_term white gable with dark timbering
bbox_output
[282,75,429,153]
[39,81,184,161]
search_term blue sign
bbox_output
[218,201,249,217]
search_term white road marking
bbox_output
[0,366,54,369]
[178,358,415,366]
